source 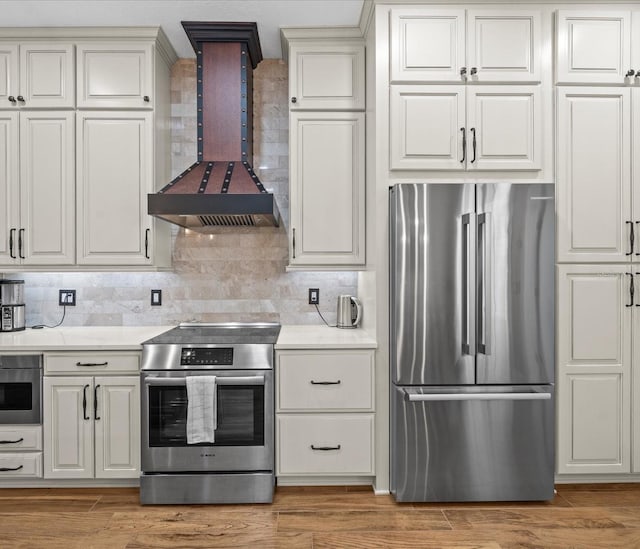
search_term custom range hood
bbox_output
[148,22,280,228]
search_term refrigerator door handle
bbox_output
[461,213,476,355]
[405,390,551,402]
[477,212,492,355]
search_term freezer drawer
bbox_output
[391,384,554,502]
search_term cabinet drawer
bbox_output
[45,352,139,374]
[277,414,374,475]
[0,425,41,451]
[277,351,374,411]
[0,452,42,477]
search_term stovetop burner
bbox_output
[142,322,281,346]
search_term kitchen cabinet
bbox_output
[76,43,153,109]
[289,111,365,267]
[43,352,140,479]
[76,111,153,265]
[276,349,375,480]
[287,42,365,110]
[390,85,541,171]
[556,87,636,263]
[556,10,637,85]
[0,425,42,478]
[557,264,632,475]
[0,110,75,265]
[390,8,541,83]
[0,42,74,109]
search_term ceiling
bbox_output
[0,0,365,59]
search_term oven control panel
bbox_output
[180,347,234,366]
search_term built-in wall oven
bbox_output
[0,355,42,425]
[140,323,279,505]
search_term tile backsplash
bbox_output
[4,58,356,327]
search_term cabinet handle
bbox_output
[636,273,640,307]
[0,465,23,472]
[9,228,16,259]
[470,67,478,76]
[635,71,640,78]
[627,221,635,256]
[310,445,341,451]
[292,228,296,259]
[18,228,24,259]
[460,127,466,163]
[636,222,640,256]
[16,95,24,102]
[310,380,342,385]
[76,362,108,367]
[94,384,101,420]
[143,95,150,102]
[470,127,477,163]
[460,66,467,79]
[7,96,16,104]
[82,384,90,420]
[145,228,150,259]
[291,97,297,104]
[0,438,23,444]
[626,69,636,77]
[626,273,634,307]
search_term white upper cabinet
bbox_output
[0,43,74,109]
[390,8,541,83]
[390,85,541,171]
[556,10,633,84]
[76,43,153,109]
[288,43,365,110]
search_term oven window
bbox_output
[148,384,265,447]
[0,382,32,411]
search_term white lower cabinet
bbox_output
[557,264,632,475]
[43,352,140,479]
[276,349,375,480]
[0,425,42,478]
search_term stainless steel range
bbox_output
[140,322,280,505]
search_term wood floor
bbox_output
[0,484,639,548]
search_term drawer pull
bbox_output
[310,445,341,451]
[0,465,23,472]
[76,362,109,367]
[0,438,23,444]
[310,380,342,385]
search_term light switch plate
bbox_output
[151,289,162,306]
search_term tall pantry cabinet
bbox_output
[556,9,640,476]
[0,28,175,269]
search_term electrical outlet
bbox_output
[151,289,162,306]
[59,289,76,306]
[308,288,319,305]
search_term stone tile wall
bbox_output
[3,59,357,327]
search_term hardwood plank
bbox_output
[409,491,572,509]
[560,488,640,507]
[272,491,399,511]
[125,532,312,548]
[0,495,100,512]
[277,510,451,532]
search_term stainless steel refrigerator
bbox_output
[390,183,555,502]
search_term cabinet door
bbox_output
[557,265,631,475]
[76,43,153,108]
[94,376,140,479]
[556,10,632,84]
[289,43,364,110]
[466,11,541,82]
[76,112,152,265]
[289,111,365,267]
[0,44,18,108]
[19,43,74,108]
[466,86,541,171]
[20,111,75,265]
[43,376,94,479]
[390,8,466,83]
[0,112,19,264]
[634,88,640,242]
[390,85,465,170]
[557,88,631,263]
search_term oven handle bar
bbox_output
[143,375,265,386]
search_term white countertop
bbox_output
[0,326,173,351]
[275,325,377,349]
[0,324,377,352]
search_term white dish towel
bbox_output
[186,375,217,444]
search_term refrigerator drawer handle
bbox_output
[405,392,551,402]
[310,445,341,451]
[310,380,341,385]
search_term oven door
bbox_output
[0,367,42,424]
[141,370,273,472]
